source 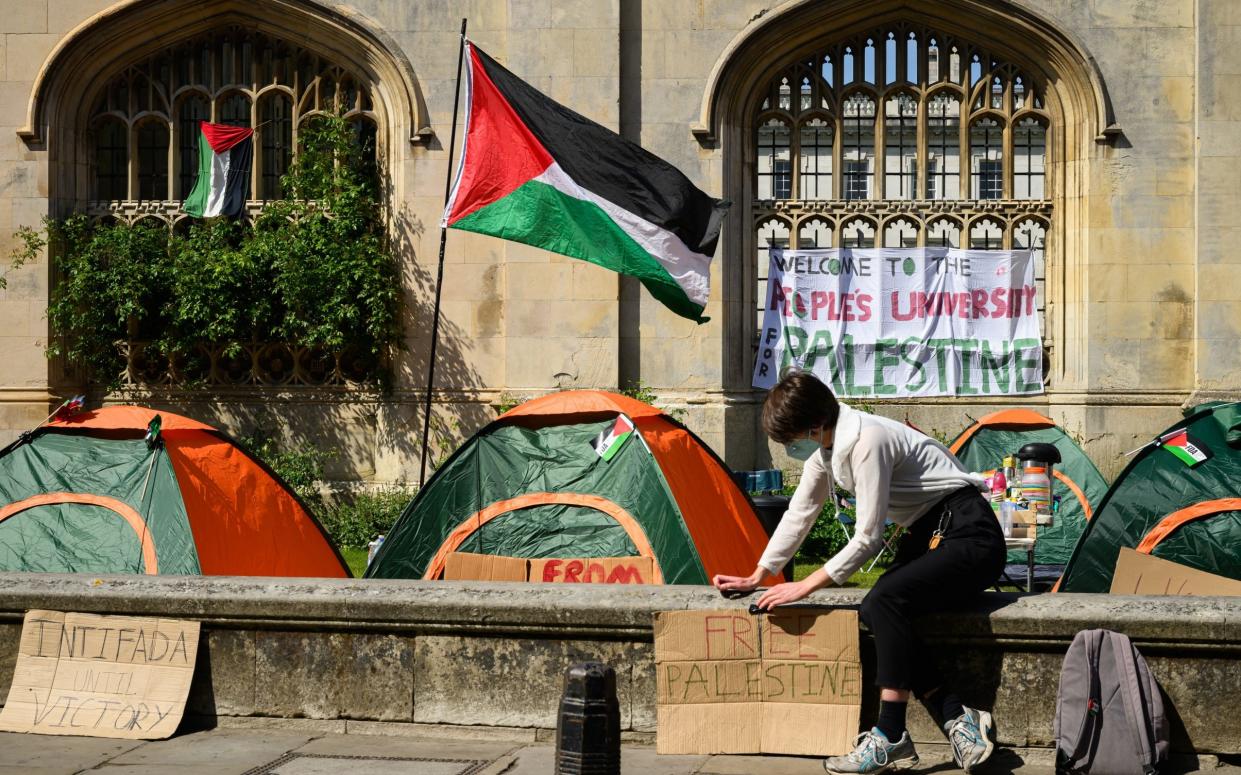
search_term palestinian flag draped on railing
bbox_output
[441,42,729,323]
[184,121,254,219]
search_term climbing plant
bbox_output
[8,112,401,389]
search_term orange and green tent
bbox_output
[0,406,348,577]
[1058,401,1241,592]
[950,408,1109,566]
[366,390,772,584]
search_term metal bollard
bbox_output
[555,661,621,775]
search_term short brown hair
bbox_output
[762,369,840,443]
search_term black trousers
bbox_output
[859,485,1006,695]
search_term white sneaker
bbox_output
[823,727,920,774]
[944,706,996,772]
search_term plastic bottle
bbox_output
[1002,456,1020,500]
[990,468,1007,502]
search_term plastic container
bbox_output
[1020,463,1052,513]
[999,500,1016,537]
[366,534,386,566]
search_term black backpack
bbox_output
[1054,629,1169,774]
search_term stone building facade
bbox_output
[0,0,1235,483]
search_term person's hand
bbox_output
[712,567,766,593]
[754,580,813,610]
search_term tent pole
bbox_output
[419,18,468,488]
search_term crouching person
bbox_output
[713,370,1006,773]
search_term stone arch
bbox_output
[21,0,430,216]
[693,0,1115,144]
[21,0,429,149]
[710,0,1112,391]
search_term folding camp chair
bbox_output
[832,495,901,573]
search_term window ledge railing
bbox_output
[119,340,382,389]
[86,200,281,226]
[753,198,1052,216]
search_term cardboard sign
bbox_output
[530,556,654,585]
[1111,547,1241,596]
[654,608,861,755]
[441,552,655,585]
[0,610,200,739]
[443,552,528,582]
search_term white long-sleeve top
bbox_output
[757,404,985,584]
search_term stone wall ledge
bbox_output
[0,574,1238,753]
[0,573,1236,648]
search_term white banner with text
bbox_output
[752,248,1043,398]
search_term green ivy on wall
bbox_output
[8,113,401,390]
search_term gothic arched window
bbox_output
[751,21,1054,357]
[88,27,381,220]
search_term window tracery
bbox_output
[751,21,1054,380]
[88,26,380,225]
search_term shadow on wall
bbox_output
[387,201,497,478]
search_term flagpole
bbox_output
[419,18,468,487]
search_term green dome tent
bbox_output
[0,406,348,577]
[1058,401,1241,593]
[365,390,772,584]
[950,409,1109,566]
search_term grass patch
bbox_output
[793,562,885,589]
[321,488,412,550]
[345,552,891,586]
[341,546,369,578]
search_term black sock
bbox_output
[933,690,963,725]
[876,700,907,741]
[922,689,966,727]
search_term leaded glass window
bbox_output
[842,217,876,248]
[883,217,918,248]
[89,26,381,220]
[750,20,1055,374]
[926,91,961,200]
[926,217,962,248]
[95,119,128,202]
[883,93,917,200]
[136,120,169,201]
[970,118,1003,199]
[842,93,876,200]
[798,118,833,200]
[1014,117,1047,199]
[756,118,791,200]
[969,216,1004,249]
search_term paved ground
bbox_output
[0,726,1236,775]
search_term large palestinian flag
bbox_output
[442,43,729,323]
[184,121,254,219]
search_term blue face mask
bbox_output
[784,430,823,462]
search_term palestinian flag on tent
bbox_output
[442,42,729,323]
[1157,428,1212,467]
[592,414,634,461]
[184,121,254,219]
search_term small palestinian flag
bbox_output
[442,42,729,323]
[184,121,254,219]
[592,414,635,462]
[144,414,163,449]
[53,395,85,420]
[1156,428,1212,467]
